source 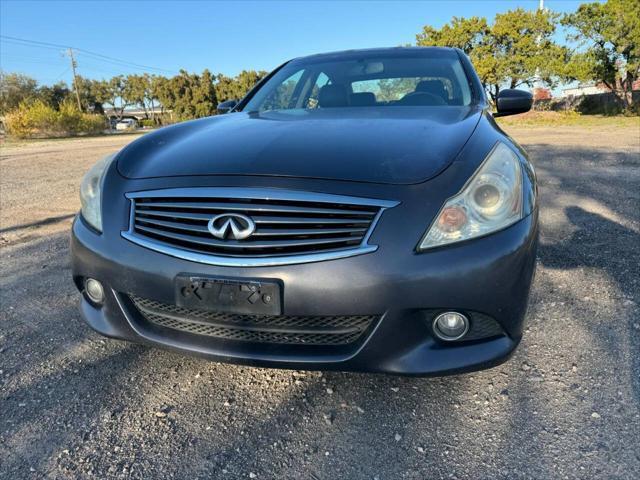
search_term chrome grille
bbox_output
[129,294,378,346]
[122,188,398,266]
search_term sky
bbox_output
[1,0,587,87]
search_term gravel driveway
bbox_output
[1,124,639,479]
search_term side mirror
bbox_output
[217,100,238,114]
[494,89,533,117]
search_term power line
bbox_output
[1,35,175,73]
[0,55,66,66]
[75,51,169,73]
[54,66,71,81]
[0,34,177,74]
[74,60,149,76]
[0,37,62,52]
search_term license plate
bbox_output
[175,275,282,315]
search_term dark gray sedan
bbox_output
[71,47,537,375]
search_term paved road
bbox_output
[1,124,639,479]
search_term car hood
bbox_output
[117,106,482,184]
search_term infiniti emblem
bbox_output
[207,213,256,240]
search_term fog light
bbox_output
[433,312,469,341]
[84,278,105,304]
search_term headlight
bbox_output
[80,153,116,232]
[418,142,523,250]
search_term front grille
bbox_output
[130,295,378,346]
[124,188,395,261]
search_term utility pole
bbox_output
[67,48,83,111]
[533,0,546,91]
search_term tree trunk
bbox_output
[619,72,635,111]
[150,99,155,123]
[488,84,500,105]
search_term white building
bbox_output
[561,82,610,97]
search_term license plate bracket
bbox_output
[175,275,282,315]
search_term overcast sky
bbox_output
[1,0,587,86]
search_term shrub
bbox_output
[576,93,624,115]
[4,100,56,137]
[140,118,155,128]
[78,114,107,135]
[4,99,106,138]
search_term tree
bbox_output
[74,76,106,114]
[124,74,160,119]
[150,75,169,122]
[215,70,267,103]
[377,78,421,102]
[491,8,570,96]
[416,16,499,99]
[98,75,131,120]
[416,9,571,102]
[416,16,489,55]
[562,0,640,110]
[37,82,71,110]
[156,70,217,121]
[0,71,38,114]
[193,69,217,117]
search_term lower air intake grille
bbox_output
[129,295,378,346]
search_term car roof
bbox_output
[290,46,460,63]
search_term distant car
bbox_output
[115,118,137,131]
[72,47,537,376]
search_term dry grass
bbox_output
[0,131,145,148]
[496,110,640,128]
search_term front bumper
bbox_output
[71,204,538,376]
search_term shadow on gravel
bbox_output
[2,344,149,476]
[526,143,639,224]
[539,206,640,403]
[0,213,75,234]
[184,371,472,479]
[0,231,153,476]
[531,142,639,402]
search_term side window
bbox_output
[261,70,304,111]
[451,61,471,105]
[306,72,330,109]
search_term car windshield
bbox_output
[243,49,474,112]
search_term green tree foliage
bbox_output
[492,9,570,91]
[37,82,71,110]
[562,0,640,109]
[416,16,490,54]
[101,75,131,119]
[416,9,571,102]
[74,76,105,114]
[0,71,39,114]
[123,74,167,121]
[377,78,422,102]
[156,69,217,121]
[123,74,151,117]
[150,75,168,120]
[417,16,500,100]
[261,79,298,111]
[215,70,267,103]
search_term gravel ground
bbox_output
[1,124,639,479]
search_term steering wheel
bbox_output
[397,91,447,106]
